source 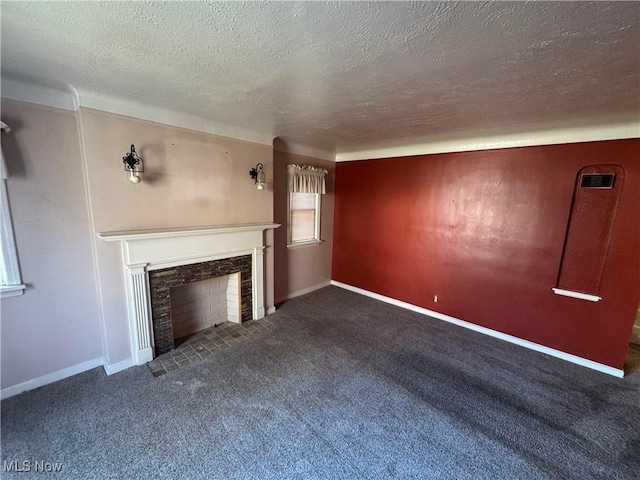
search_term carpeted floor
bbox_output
[2,286,639,479]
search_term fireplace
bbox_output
[169,273,241,341]
[98,223,279,365]
[149,256,252,355]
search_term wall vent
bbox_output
[580,173,615,189]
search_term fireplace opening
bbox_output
[170,273,242,347]
[149,255,253,356]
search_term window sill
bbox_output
[1,284,26,298]
[552,288,601,302]
[287,240,322,250]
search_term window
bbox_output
[1,122,25,298]
[289,192,321,246]
[287,164,327,248]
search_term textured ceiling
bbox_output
[2,1,639,157]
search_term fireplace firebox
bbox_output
[149,255,252,355]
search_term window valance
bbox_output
[287,164,328,194]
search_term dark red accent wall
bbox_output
[332,139,640,369]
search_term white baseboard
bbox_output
[275,280,331,305]
[266,306,277,315]
[1,357,104,400]
[330,280,624,378]
[103,357,135,376]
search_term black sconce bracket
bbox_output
[123,144,144,172]
[249,163,264,180]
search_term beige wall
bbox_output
[1,95,337,390]
[80,108,273,231]
[0,99,102,389]
[273,150,335,303]
[79,108,275,365]
[0,99,279,390]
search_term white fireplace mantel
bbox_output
[98,223,281,242]
[98,223,279,365]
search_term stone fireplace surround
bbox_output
[149,256,252,355]
[98,223,279,365]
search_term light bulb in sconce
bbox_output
[129,171,142,184]
[249,163,266,191]
[122,144,144,185]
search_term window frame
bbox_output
[287,191,322,249]
[0,179,25,298]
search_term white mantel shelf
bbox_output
[97,223,280,241]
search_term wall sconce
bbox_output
[122,144,144,184]
[249,163,265,191]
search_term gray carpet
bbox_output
[2,286,639,479]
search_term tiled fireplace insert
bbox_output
[149,255,252,355]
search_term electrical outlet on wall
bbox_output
[434,295,438,303]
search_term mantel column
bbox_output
[252,246,265,320]
[125,263,154,365]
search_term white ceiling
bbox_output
[2,1,639,159]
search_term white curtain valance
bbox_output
[287,164,328,194]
